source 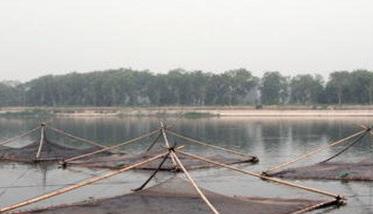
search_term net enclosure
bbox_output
[269,159,373,181]
[265,126,373,181]
[0,147,344,214]
[68,149,258,171]
[0,122,258,171]
[62,123,258,171]
[0,124,114,163]
[0,138,111,163]
[18,177,336,214]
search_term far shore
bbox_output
[1,106,373,118]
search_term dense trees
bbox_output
[0,68,373,107]
[260,72,288,105]
[290,74,324,105]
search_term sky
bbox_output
[0,0,372,82]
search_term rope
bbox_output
[63,129,160,163]
[167,130,256,158]
[177,150,343,199]
[0,151,168,213]
[320,131,368,163]
[0,126,41,146]
[48,126,115,150]
[145,132,162,152]
[132,152,171,191]
[170,150,220,214]
[0,181,136,189]
[264,129,368,174]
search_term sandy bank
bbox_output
[1,106,373,117]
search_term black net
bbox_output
[269,131,373,181]
[0,138,112,163]
[20,177,332,214]
[69,150,258,170]
[269,159,373,181]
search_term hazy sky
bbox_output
[1,0,372,81]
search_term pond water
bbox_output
[0,116,373,213]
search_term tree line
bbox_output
[0,68,372,107]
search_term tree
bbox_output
[325,71,351,104]
[290,74,324,105]
[260,72,289,105]
[0,68,372,107]
[349,70,373,104]
[223,69,259,105]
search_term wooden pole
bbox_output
[361,125,373,138]
[170,151,220,214]
[63,129,160,163]
[167,130,256,159]
[290,199,343,214]
[160,122,178,168]
[35,124,46,159]
[0,151,168,213]
[320,131,368,163]
[177,150,343,199]
[0,126,41,146]
[264,129,367,174]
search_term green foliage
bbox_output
[325,70,373,104]
[0,68,373,106]
[260,72,289,105]
[290,74,324,105]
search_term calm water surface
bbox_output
[1,117,373,213]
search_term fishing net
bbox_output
[0,138,112,163]
[68,149,258,170]
[19,177,333,214]
[269,159,373,181]
[67,128,259,171]
[267,129,373,181]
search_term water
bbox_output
[1,117,373,213]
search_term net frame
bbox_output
[263,126,373,181]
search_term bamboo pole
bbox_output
[290,199,343,214]
[48,126,114,150]
[35,124,46,159]
[264,129,367,174]
[0,126,41,146]
[0,151,168,213]
[177,150,343,199]
[360,125,373,137]
[63,129,160,163]
[167,130,256,159]
[170,151,220,214]
[160,122,177,168]
[320,131,368,163]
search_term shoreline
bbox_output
[1,106,373,118]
